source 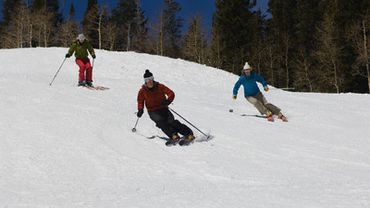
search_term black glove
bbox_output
[137,109,144,118]
[92,54,96,59]
[161,99,172,107]
[65,53,71,58]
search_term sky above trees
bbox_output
[71,0,268,33]
[0,0,269,35]
[59,0,268,35]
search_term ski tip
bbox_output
[165,141,177,146]
[205,135,214,141]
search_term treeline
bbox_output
[0,0,369,93]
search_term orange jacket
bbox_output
[137,82,175,112]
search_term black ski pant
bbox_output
[148,108,193,138]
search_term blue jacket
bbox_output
[233,71,268,97]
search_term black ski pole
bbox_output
[49,57,67,86]
[132,116,140,132]
[168,107,209,138]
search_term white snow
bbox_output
[1,48,370,208]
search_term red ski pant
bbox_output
[76,58,93,82]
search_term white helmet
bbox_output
[243,62,251,70]
[77,34,86,42]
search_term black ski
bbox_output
[240,114,267,118]
[178,139,193,146]
[165,139,178,146]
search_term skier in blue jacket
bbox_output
[232,62,287,122]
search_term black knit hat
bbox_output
[143,69,154,82]
[143,69,153,78]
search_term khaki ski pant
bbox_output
[246,92,281,116]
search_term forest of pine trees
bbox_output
[0,0,369,93]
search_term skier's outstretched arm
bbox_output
[137,89,145,113]
[232,78,243,98]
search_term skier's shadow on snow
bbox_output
[196,135,214,143]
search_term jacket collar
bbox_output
[142,81,159,91]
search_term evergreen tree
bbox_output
[182,15,208,64]
[1,0,23,48]
[247,10,267,75]
[268,0,298,88]
[315,14,343,93]
[111,0,148,51]
[31,0,55,47]
[111,0,136,50]
[131,2,149,52]
[2,0,22,26]
[100,6,117,50]
[162,0,183,57]
[82,0,99,47]
[210,14,221,68]
[32,0,63,46]
[1,0,30,48]
[58,3,79,47]
[211,0,256,74]
[82,0,98,26]
[69,3,76,20]
[336,0,370,92]
[31,0,44,11]
[292,0,322,92]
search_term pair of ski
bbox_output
[144,135,193,146]
[240,114,288,122]
[165,137,194,146]
[143,134,214,146]
[82,85,109,91]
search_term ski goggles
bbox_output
[144,76,154,83]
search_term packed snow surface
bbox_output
[0,48,369,208]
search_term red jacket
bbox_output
[137,82,175,112]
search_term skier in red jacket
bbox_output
[137,70,194,145]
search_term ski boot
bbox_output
[179,134,195,146]
[165,134,180,146]
[278,113,288,122]
[266,111,274,122]
[86,81,94,87]
[78,81,86,87]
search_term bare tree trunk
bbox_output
[43,24,47,47]
[304,58,313,92]
[194,22,199,63]
[332,59,339,93]
[19,19,24,48]
[362,20,370,93]
[160,14,164,56]
[107,23,116,51]
[269,46,274,86]
[284,34,290,88]
[126,23,131,51]
[38,30,42,47]
[98,11,102,50]
[29,23,33,47]
[200,40,204,64]
[216,30,221,68]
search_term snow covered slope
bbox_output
[0,48,369,208]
